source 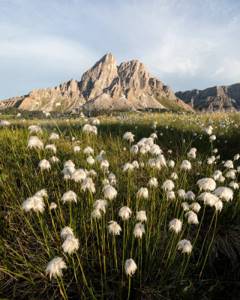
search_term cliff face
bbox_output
[19,80,85,112]
[0,53,192,113]
[176,83,240,112]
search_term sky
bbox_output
[1,0,240,99]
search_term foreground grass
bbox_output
[1,112,240,299]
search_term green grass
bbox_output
[1,112,240,299]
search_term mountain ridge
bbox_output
[176,83,240,112]
[0,53,192,113]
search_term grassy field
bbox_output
[1,112,240,299]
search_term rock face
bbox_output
[176,83,240,112]
[0,53,192,113]
[19,80,84,112]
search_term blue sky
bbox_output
[1,0,240,99]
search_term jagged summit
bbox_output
[0,53,192,113]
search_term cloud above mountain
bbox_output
[1,0,240,98]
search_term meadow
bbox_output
[1,111,240,299]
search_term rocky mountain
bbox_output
[176,83,240,112]
[0,53,192,113]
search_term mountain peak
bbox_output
[97,52,117,65]
[0,53,193,113]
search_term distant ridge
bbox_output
[176,83,240,112]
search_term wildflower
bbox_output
[91,118,100,125]
[62,235,79,255]
[108,173,117,185]
[103,184,117,200]
[168,160,175,168]
[218,175,225,183]
[27,136,44,149]
[93,199,108,213]
[205,125,213,135]
[167,191,176,200]
[187,148,197,159]
[119,206,132,221]
[82,124,97,135]
[100,160,109,171]
[91,208,103,219]
[45,144,57,153]
[39,159,51,171]
[130,145,139,154]
[198,192,219,207]
[177,239,192,254]
[213,187,233,202]
[125,259,137,276]
[180,160,192,171]
[89,170,98,179]
[73,146,81,153]
[46,257,67,279]
[225,169,236,179]
[140,144,150,155]
[150,132,158,139]
[148,177,158,188]
[49,132,59,140]
[224,160,234,169]
[61,226,74,240]
[22,195,45,213]
[209,135,216,141]
[185,211,199,225]
[171,172,178,180]
[87,156,95,165]
[81,177,96,193]
[207,156,216,165]
[190,202,201,213]
[83,146,94,155]
[71,169,87,182]
[156,155,167,167]
[123,163,134,172]
[213,170,222,181]
[162,180,175,192]
[64,160,75,169]
[184,191,195,201]
[28,125,42,134]
[50,156,60,163]
[197,178,216,191]
[169,218,182,234]
[178,189,186,199]
[150,144,162,156]
[229,181,239,190]
[181,202,190,211]
[136,187,149,199]
[133,223,145,239]
[35,189,48,198]
[61,191,77,204]
[49,202,57,210]
[132,160,139,169]
[214,200,223,212]
[123,131,134,143]
[136,210,147,222]
[234,154,240,161]
[108,221,122,235]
